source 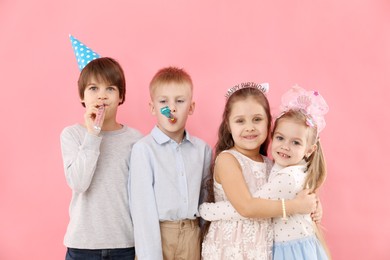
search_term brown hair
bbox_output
[78,57,126,107]
[201,86,272,239]
[149,67,193,97]
[216,86,271,157]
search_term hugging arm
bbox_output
[200,158,317,221]
[201,153,317,221]
[199,201,246,221]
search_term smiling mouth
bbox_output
[277,152,290,158]
[243,135,258,140]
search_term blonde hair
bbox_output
[273,110,326,192]
[273,109,331,258]
[149,66,193,97]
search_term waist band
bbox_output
[160,219,199,229]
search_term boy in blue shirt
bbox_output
[129,67,212,260]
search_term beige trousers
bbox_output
[159,219,201,260]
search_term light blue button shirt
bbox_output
[129,126,212,260]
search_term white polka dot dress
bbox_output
[256,163,328,259]
[256,163,312,242]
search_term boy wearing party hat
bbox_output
[61,35,142,260]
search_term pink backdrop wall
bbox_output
[1,0,389,259]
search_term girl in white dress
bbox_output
[201,86,330,260]
[200,83,318,260]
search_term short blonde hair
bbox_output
[149,67,193,97]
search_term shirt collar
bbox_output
[151,125,194,145]
[273,160,308,171]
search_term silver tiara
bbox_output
[225,82,269,99]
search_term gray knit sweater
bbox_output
[60,124,143,249]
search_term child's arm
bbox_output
[60,127,102,193]
[215,153,316,219]
[200,201,246,221]
[199,145,213,206]
[256,168,323,222]
[199,189,314,221]
[200,167,321,222]
[129,143,163,260]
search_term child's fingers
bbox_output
[84,105,101,134]
[311,210,321,223]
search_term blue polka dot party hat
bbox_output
[69,34,101,71]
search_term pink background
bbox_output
[1,0,389,259]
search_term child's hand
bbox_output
[311,198,323,223]
[293,189,317,214]
[85,103,105,135]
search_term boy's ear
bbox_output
[149,101,156,115]
[188,101,195,115]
